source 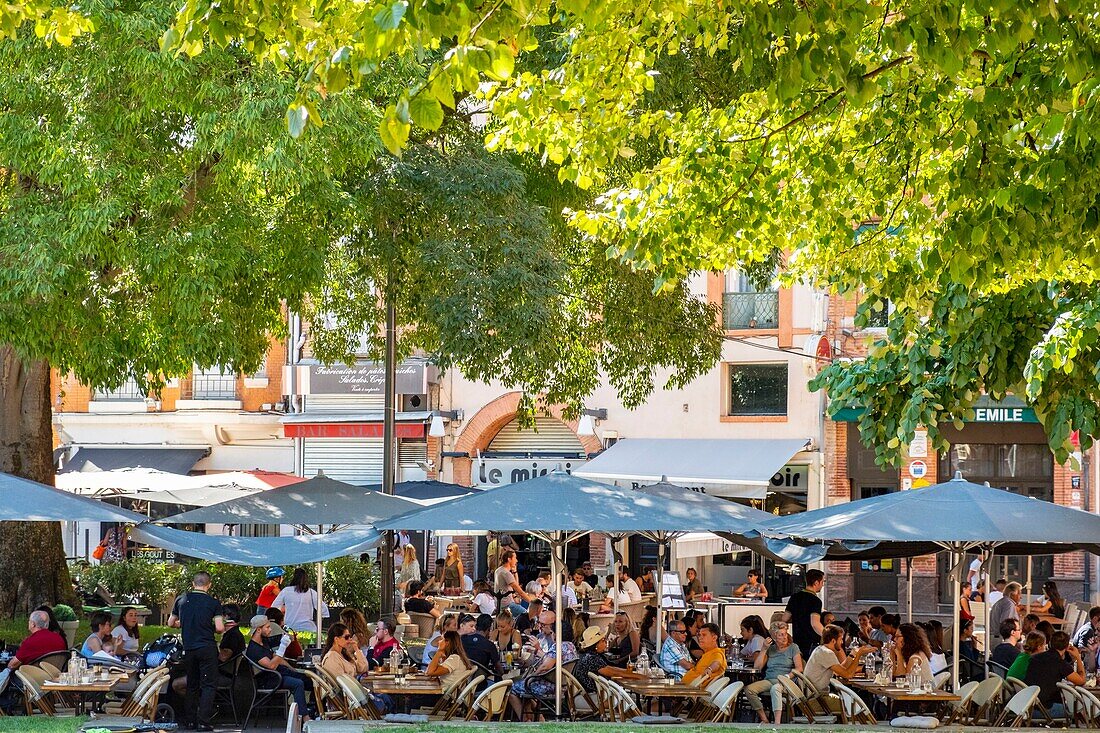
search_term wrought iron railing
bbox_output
[722,291,779,329]
[190,372,237,400]
[93,379,145,401]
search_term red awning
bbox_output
[283,423,426,439]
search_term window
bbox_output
[190,364,237,400]
[728,363,788,416]
[94,377,145,401]
[722,270,779,329]
[866,299,891,328]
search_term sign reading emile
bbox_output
[302,361,436,395]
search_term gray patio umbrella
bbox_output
[632,480,780,655]
[161,475,421,529]
[161,475,424,631]
[763,472,1100,690]
[376,470,768,716]
[129,524,381,565]
[0,472,146,523]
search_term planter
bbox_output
[60,620,81,648]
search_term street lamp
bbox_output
[428,409,464,437]
[576,408,608,436]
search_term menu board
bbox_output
[659,570,686,610]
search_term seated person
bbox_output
[403,580,441,618]
[990,618,1022,670]
[422,559,446,594]
[80,611,114,658]
[218,604,246,663]
[89,638,122,664]
[245,615,312,721]
[423,615,458,666]
[683,623,728,687]
[365,619,399,669]
[321,622,369,678]
[472,581,497,615]
[458,613,503,678]
[1024,630,1085,716]
[1008,631,1047,680]
[683,567,704,603]
[7,610,67,670]
[804,625,874,708]
[658,619,693,679]
[515,599,543,635]
[732,569,769,600]
[574,626,647,694]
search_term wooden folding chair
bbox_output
[465,679,513,721]
[335,675,382,720]
[427,667,472,716]
[829,680,875,724]
[443,674,485,720]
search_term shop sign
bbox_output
[769,464,809,491]
[908,460,927,479]
[284,422,426,438]
[908,429,928,458]
[130,547,177,562]
[476,458,586,487]
[302,361,436,395]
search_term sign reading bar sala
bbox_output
[284,423,426,439]
[295,361,438,395]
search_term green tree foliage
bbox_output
[145,0,1100,458]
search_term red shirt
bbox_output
[16,629,67,664]
[256,582,280,609]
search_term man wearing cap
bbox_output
[168,571,225,732]
[245,614,311,720]
[256,567,285,614]
[573,626,647,693]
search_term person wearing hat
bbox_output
[256,567,285,615]
[245,614,311,721]
[573,625,647,694]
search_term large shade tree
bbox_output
[142,0,1100,462]
[0,0,724,612]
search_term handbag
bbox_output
[92,541,107,560]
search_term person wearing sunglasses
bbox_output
[658,619,694,680]
[321,622,369,678]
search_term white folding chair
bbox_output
[829,680,875,724]
[968,675,1004,724]
[941,679,979,724]
[933,670,951,690]
[994,684,1042,727]
[285,701,301,733]
[708,680,743,722]
[1058,682,1088,728]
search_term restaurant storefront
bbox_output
[826,397,1089,615]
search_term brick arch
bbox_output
[451,391,602,485]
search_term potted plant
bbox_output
[53,604,80,647]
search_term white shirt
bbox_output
[272,586,330,632]
[621,577,642,602]
[463,575,474,592]
[968,559,985,591]
[110,625,140,654]
[988,589,1004,606]
[474,592,497,614]
[803,645,840,693]
[559,585,578,608]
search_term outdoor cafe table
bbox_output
[621,678,709,714]
[847,678,959,718]
[361,673,442,713]
[43,672,128,715]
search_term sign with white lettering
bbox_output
[301,361,436,395]
[475,458,587,487]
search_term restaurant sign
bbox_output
[298,361,437,395]
[475,458,586,487]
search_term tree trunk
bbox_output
[0,344,77,616]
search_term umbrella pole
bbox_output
[316,560,324,637]
[951,546,960,692]
[906,558,913,623]
[613,537,621,614]
[552,532,563,719]
[656,539,665,661]
[984,546,993,664]
[1025,555,1033,613]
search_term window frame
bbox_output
[725,362,790,418]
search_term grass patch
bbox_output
[0,616,174,649]
[0,717,88,733]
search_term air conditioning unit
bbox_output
[401,394,426,411]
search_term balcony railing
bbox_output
[190,373,238,400]
[93,379,145,401]
[723,291,779,329]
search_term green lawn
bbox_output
[1,617,174,649]
[0,718,88,733]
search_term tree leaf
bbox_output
[409,94,443,131]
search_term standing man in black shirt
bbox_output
[169,571,225,731]
[785,569,825,656]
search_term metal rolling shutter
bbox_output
[487,417,584,455]
[302,438,384,484]
[398,441,427,467]
[303,394,386,412]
